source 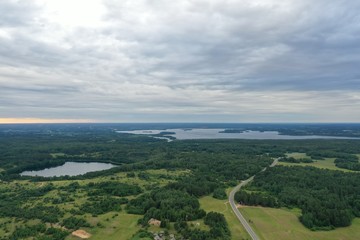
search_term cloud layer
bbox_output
[1,0,359,122]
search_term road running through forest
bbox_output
[229,158,279,240]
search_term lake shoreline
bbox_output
[117,128,360,140]
[20,161,117,177]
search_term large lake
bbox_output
[117,129,359,140]
[20,162,116,177]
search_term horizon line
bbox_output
[1,118,360,125]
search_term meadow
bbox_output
[239,206,360,240]
[278,152,357,172]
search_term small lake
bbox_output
[117,129,359,140]
[20,162,117,177]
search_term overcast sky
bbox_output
[0,0,359,123]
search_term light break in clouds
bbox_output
[0,0,360,123]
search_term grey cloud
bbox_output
[101,0,360,91]
[0,1,40,27]
[0,36,71,69]
[0,0,359,122]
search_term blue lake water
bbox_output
[20,162,117,177]
[117,129,359,140]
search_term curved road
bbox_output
[229,158,279,240]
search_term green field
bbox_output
[199,195,250,240]
[279,152,356,172]
[278,158,350,171]
[239,206,360,240]
[66,212,142,240]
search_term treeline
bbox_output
[305,150,359,161]
[6,159,66,175]
[236,166,360,230]
[235,191,278,208]
[279,157,313,163]
[277,125,360,138]
[334,155,360,171]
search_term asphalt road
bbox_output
[229,158,279,240]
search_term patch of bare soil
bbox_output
[72,229,92,239]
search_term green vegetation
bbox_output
[236,166,360,230]
[279,152,358,172]
[0,169,181,240]
[199,196,250,240]
[334,154,360,171]
[174,211,231,240]
[127,189,206,222]
[79,197,127,215]
[239,206,360,240]
[9,224,69,240]
[213,188,227,200]
[279,157,313,163]
[62,216,90,230]
[1,124,360,239]
[278,158,350,171]
[86,181,142,197]
[87,213,142,240]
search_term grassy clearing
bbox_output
[0,218,16,237]
[279,157,354,172]
[281,152,360,172]
[65,212,142,240]
[199,195,250,240]
[239,206,360,240]
[188,219,210,232]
